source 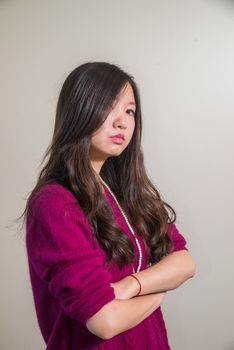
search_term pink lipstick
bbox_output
[110,134,125,144]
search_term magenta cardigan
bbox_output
[26,182,188,350]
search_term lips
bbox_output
[110,134,125,140]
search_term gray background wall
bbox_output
[1,1,233,349]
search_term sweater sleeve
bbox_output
[26,185,115,326]
[167,222,189,253]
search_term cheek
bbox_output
[92,126,104,137]
[91,129,107,149]
[91,124,107,144]
[129,120,135,136]
[91,135,102,148]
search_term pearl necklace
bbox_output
[99,176,142,273]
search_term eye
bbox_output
[126,109,136,117]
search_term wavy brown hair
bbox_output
[19,61,176,270]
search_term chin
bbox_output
[101,144,127,158]
[104,150,123,158]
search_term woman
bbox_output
[24,61,196,349]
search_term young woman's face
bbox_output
[89,82,136,171]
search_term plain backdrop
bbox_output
[1,1,234,349]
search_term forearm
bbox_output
[110,292,165,338]
[131,250,196,296]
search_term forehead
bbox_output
[115,82,135,104]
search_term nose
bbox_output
[114,119,127,129]
[113,111,127,129]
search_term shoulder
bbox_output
[26,181,95,244]
[31,181,77,205]
[27,181,84,223]
[34,181,76,200]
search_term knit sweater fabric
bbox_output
[26,182,189,350]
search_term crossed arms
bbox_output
[86,249,196,339]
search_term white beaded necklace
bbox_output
[99,175,142,273]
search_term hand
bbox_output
[111,276,167,302]
[111,275,139,300]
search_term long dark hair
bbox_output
[19,61,175,270]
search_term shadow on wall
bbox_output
[0,0,15,7]
[215,0,234,8]
[227,344,234,350]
